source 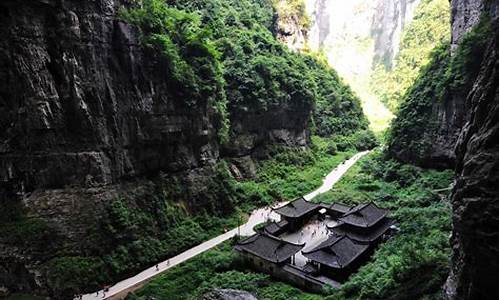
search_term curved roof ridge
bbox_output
[262,232,306,247]
[237,233,260,245]
[302,234,346,254]
[344,202,370,216]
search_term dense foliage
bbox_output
[120,0,229,142]
[387,43,450,162]
[234,136,365,210]
[122,0,370,141]
[388,17,494,162]
[315,151,453,299]
[129,151,453,300]
[127,242,325,300]
[35,161,242,296]
[370,0,450,112]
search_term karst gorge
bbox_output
[0,0,497,299]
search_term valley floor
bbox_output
[79,151,370,300]
[124,150,453,300]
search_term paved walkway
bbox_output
[79,150,369,300]
[303,150,370,200]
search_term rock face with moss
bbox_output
[0,0,224,193]
[389,0,498,298]
[444,1,499,299]
[388,0,497,169]
[0,0,370,298]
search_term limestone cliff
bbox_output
[388,0,498,298]
[444,1,499,299]
[0,0,314,297]
[305,0,420,69]
[389,0,497,170]
[371,0,421,69]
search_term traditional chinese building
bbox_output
[331,202,392,244]
[320,202,353,218]
[234,201,394,292]
[234,232,327,293]
[273,197,320,231]
[235,232,304,268]
[263,219,289,236]
[302,234,370,281]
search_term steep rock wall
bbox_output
[0,0,313,296]
[389,0,497,170]
[306,0,420,69]
[0,0,220,193]
[371,0,421,69]
[388,0,498,297]
[444,1,499,299]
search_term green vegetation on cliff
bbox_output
[387,43,450,162]
[0,137,366,297]
[1,0,374,298]
[370,0,450,112]
[122,0,370,141]
[388,18,494,163]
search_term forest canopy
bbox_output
[121,0,371,142]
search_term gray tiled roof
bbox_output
[273,197,319,218]
[302,235,369,269]
[329,203,353,214]
[331,218,393,243]
[264,220,289,235]
[338,202,388,228]
[235,233,304,263]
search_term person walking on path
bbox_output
[156,264,159,271]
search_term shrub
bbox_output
[44,256,108,295]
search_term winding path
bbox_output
[80,150,370,300]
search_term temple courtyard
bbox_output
[235,198,396,293]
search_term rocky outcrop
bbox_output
[0,0,312,196]
[450,0,486,52]
[0,0,221,194]
[389,0,497,170]
[444,1,499,299]
[388,0,498,297]
[273,0,309,51]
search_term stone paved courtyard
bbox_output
[279,216,338,267]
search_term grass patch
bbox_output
[127,242,324,300]
[235,135,375,210]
